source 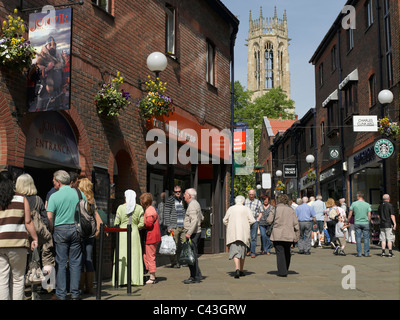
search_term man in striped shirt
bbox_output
[244,189,262,258]
[164,186,186,268]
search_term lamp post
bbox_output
[275,170,282,197]
[146,52,168,80]
[306,154,317,196]
[139,52,168,88]
[378,89,393,194]
[378,89,393,118]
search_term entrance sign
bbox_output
[25,111,79,168]
[374,138,394,159]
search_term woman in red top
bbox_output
[140,193,161,284]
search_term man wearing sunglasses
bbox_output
[164,186,186,268]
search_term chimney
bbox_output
[278,114,282,120]
[295,114,298,120]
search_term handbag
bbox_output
[178,239,196,266]
[25,247,45,285]
[266,206,276,237]
[159,234,176,255]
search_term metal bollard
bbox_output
[96,223,105,300]
[127,224,132,295]
[114,225,120,289]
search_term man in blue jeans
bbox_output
[47,170,86,300]
[244,189,262,258]
[348,191,372,257]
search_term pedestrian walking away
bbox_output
[295,197,316,255]
[46,170,84,300]
[223,195,255,278]
[266,194,300,277]
[0,171,39,300]
[112,190,144,287]
[348,191,372,257]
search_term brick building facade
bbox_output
[0,0,239,276]
[258,0,398,245]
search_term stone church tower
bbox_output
[246,7,291,101]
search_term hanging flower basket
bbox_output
[276,180,285,191]
[306,168,316,181]
[94,71,131,117]
[0,9,36,72]
[378,117,399,139]
[137,75,174,120]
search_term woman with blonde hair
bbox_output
[140,192,161,284]
[324,198,338,249]
[77,177,103,295]
[15,174,54,275]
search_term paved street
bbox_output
[33,241,396,301]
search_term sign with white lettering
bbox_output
[25,111,79,168]
[283,164,297,178]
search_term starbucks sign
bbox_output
[374,138,394,159]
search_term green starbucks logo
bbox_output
[374,139,394,159]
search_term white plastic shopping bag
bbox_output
[159,234,176,255]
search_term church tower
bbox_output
[247,7,291,101]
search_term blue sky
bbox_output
[220,0,347,118]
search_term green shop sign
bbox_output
[374,138,394,159]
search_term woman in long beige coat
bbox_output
[266,194,300,277]
[223,195,255,278]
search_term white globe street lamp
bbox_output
[146,52,168,76]
[276,170,282,177]
[378,89,394,105]
[306,154,315,165]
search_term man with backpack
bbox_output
[47,170,86,300]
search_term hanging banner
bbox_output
[28,7,72,112]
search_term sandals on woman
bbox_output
[146,278,157,285]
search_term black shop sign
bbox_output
[283,164,297,178]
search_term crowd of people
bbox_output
[228,189,397,278]
[0,168,397,299]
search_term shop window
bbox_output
[92,0,112,15]
[165,4,176,57]
[206,40,215,86]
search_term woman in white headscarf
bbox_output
[112,190,145,286]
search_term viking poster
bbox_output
[28,7,72,112]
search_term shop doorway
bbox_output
[24,160,79,204]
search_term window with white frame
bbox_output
[347,28,354,51]
[165,4,176,56]
[92,0,111,14]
